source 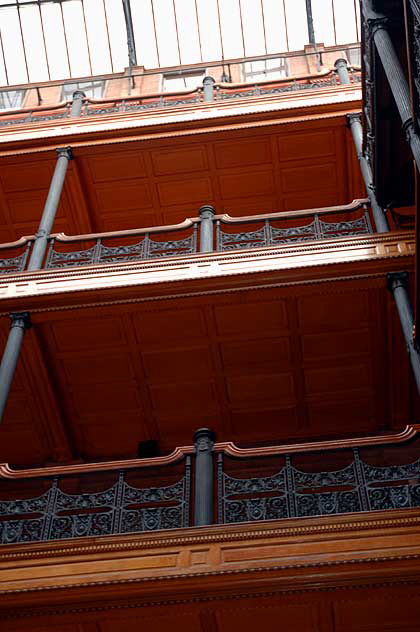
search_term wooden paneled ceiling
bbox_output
[0,278,415,467]
[0,116,365,242]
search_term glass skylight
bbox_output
[0,0,360,88]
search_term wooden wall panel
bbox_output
[151,146,208,175]
[277,129,336,161]
[0,116,361,237]
[0,278,410,464]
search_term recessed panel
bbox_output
[305,362,372,395]
[230,407,299,440]
[298,292,370,333]
[214,138,271,169]
[142,346,212,382]
[0,162,53,191]
[278,130,335,161]
[50,317,127,352]
[219,169,274,199]
[220,338,292,371]
[214,301,288,336]
[157,177,212,206]
[87,153,147,182]
[151,146,208,176]
[226,373,295,405]
[150,381,217,415]
[96,181,152,212]
[302,329,371,360]
[307,396,376,434]
[60,354,135,384]
[217,604,320,632]
[281,162,336,193]
[134,308,207,346]
[71,384,141,415]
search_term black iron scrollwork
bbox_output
[0,459,191,544]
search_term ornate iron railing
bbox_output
[0,200,373,276]
[218,451,420,523]
[0,65,360,129]
[0,425,419,545]
[0,457,191,545]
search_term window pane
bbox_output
[163,71,204,92]
[0,89,25,109]
[62,81,104,100]
[242,58,288,81]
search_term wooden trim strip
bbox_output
[1,425,418,481]
[0,446,194,480]
[215,424,420,457]
[41,199,369,243]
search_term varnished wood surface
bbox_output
[0,234,416,465]
[0,509,420,628]
[0,424,419,479]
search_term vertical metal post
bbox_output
[27,147,73,271]
[387,272,420,393]
[122,0,137,68]
[342,54,420,393]
[305,0,316,46]
[0,93,81,423]
[0,313,31,421]
[335,58,351,85]
[199,205,215,252]
[372,23,420,172]
[347,113,389,233]
[203,76,215,102]
[194,428,215,526]
[70,90,85,117]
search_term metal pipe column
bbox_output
[347,113,389,233]
[0,313,31,420]
[27,146,73,271]
[373,24,420,173]
[199,205,215,252]
[203,76,215,102]
[335,58,351,85]
[388,273,420,390]
[0,91,81,423]
[70,90,86,117]
[338,58,420,393]
[194,428,215,526]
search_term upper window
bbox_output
[346,47,361,67]
[62,80,105,101]
[163,70,206,92]
[242,58,288,82]
[0,89,25,110]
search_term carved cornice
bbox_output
[1,509,420,619]
[0,231,414,316]
[0,89,362,157]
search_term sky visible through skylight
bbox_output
[0,0,360,87]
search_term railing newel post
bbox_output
[199,205,215,252]
[194,428,215,526]
[202,76,215,102]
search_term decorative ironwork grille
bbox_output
[0,459,191,545]
[217,212,372,251]
[218,451,420,524]
[45,231,197,270]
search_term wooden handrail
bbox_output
[0,200,369,248]
[50,199,369,243]
[1,424,418,481]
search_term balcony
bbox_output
[0,45,361,131]
[0,200,374,276]
[0,425,419,545]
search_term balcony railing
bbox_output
[0,200,373,276]
[0,425,419,545]
[0,63,360,130]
